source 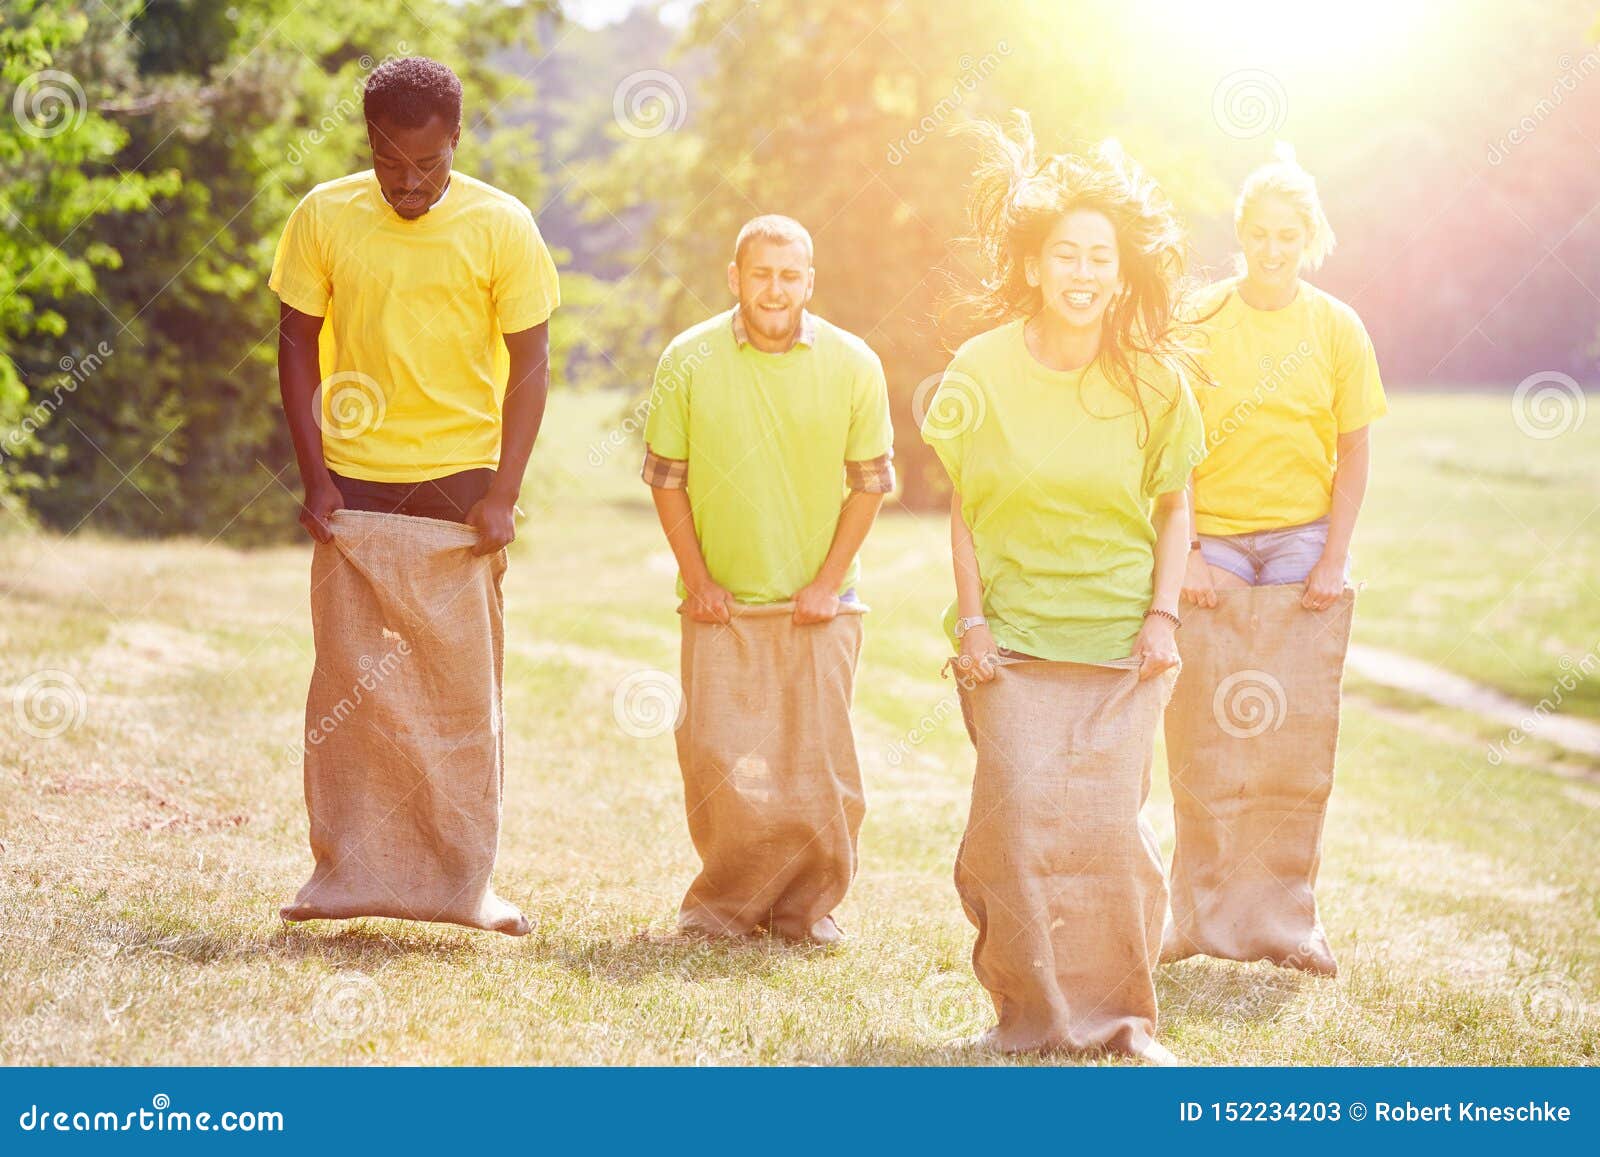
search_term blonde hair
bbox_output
[733,214,813,267]
[1234,143,1335,271]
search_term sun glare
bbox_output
[1138,0,1439,78]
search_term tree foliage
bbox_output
[4,0,564,539]
[571,0,1224,506]
[1,0,178,513]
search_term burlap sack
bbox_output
[1161,584,1355,975]
[281,509,527,935]
[954,656,1176,1058]
[675,602,866,941]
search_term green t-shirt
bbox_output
[643,309,895,604]
[922,319,1205,662]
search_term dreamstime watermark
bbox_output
[286,43,410,166]
[16,1094,284,1134]
[1212,668,1287,739]
[1212,69,1287,140]
[612,668,686,738]
[884,658,988,766]
[306,635,411,746]
[883,689,962,768]
[311,971,387,1042]
[11,69,86,139]
[613,69,687,139]
[11,669,87,740]
[1189,341,1313,466]
[1,341,115,461]
[1279,930,1335,975]
[587,340,713,468]
[913,367,987,440]
[312,370,387,441]
[1510,968,1586,1037]
[1487,50,1600,166]
[886,42,1011,165]
[1486,645,1597,766]
[909,972,990,1042]
[1510,370,1586,440]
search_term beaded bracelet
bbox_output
[1145,607,1181,629]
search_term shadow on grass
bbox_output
[534,928,809,985]
[825,960,1313,1066]
[818,1026,1151,1068]
[97,917,489,967]
[265,923,486,966]
[1157,957,1312,1026]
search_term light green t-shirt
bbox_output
[643,309,895,604]
[922,319,1205,663]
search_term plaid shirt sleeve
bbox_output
[641,447,688,489]
[845,452,896,494]
[647,450,891,492]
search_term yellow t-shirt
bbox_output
[643,310,895,604]
[268,170,560,483]
[922,320,1205,663]
[1190,278,1386,536]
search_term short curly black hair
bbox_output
[363,56,462,129]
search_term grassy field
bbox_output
[1352,392,1600,721]
[1,391,1596,1065]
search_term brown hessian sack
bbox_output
[953,655,1179,1060]
[281,509,528,935]
[674,602,867,943]
[1161,584,1356,975]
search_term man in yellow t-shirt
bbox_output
[642,214,895,945]
[270,56,559,549]
[268,57,558,938]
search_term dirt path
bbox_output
[1346,643,1600,759]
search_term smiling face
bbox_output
[1238,193,1308,293]
[728,238,814,351]
[367,114,460,220]
[1026,208,1122,330]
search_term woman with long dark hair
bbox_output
[922,113,1204,1061]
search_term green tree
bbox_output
[578,0,1223,506]
[0,0,177,517]
[13,0,566,540]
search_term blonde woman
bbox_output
[1182,148,1385,607]
[922,113,1204,1061]
[1162,150,1385,977]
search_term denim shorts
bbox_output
[1198,516,1347,586]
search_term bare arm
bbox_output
[951,490,984,619]
[649,484,732,623]
[792,491,886,624]
[1324,426,1370,563]
[1180,476,1216,608]
[468,322,550,556]
[1132,489,1188,680]
[1149,489,1189,618]
[950,490,999,682]
[1304,424,1371,609]
[277,302,340,543]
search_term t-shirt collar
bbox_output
[731,307,816,351]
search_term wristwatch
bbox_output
[955,615,988,639]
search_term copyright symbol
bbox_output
[1349,1102,1367,1121]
